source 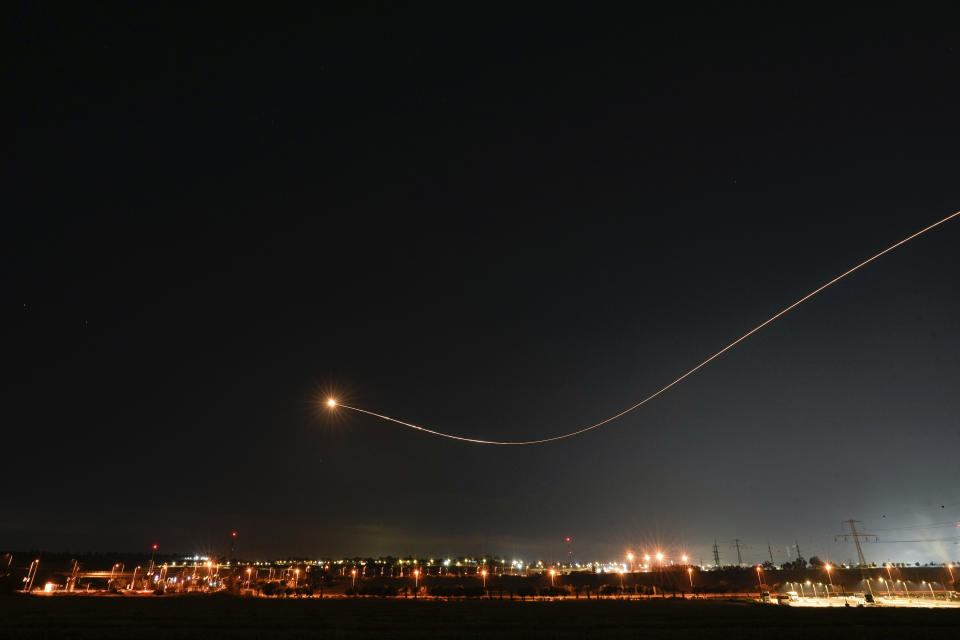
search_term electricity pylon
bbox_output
[834,520,878,567]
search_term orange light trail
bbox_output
[336,210,960,445]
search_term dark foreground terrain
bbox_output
[1,595,958,639]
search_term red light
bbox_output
[152,544,158,550]
[232,532,237,536]
[565,537,571,543]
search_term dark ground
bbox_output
[1,595,958,639]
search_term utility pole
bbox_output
[712,540,721,568]
[732,539,743,567]
[69,559,79,591]
[834,520,878,567]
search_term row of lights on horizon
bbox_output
[140,534,957,580]
[239,562,953,589]
[624,552,686,569]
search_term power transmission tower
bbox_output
[732,539,743,567]
[712,540,721,568]
[794,540,802,561]
[834,520,878,567]
[767,541,775,565]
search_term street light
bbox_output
[294,568,300,588]
[654,553,665,591]
[481,569,487,590]
[109,563,121,590]
[626,553,634,572]
[549,569,556,587]
[755,566,763,590]
[879,577,891,598]
[687,567,694,589]
[947,564,955,585]
[351,568,357,591]
[824,564,832,598]
[246,567,252,589]
[413,569,419,596]
[24,559,39,593]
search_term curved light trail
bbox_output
[334,209,960,445]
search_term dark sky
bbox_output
[5,3,959,565]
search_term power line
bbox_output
[877,537,960,544]
[872,520,960,532]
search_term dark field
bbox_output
[1,596,958,639]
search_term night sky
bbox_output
[5,3,959,566]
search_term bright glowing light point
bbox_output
[326,398,337,408]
